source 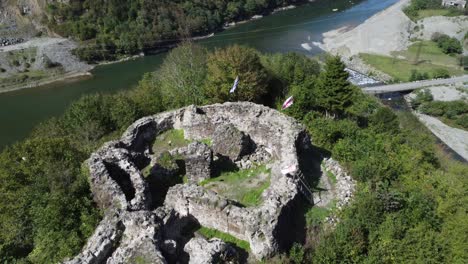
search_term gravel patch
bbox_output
[318,0,413,58]
[426,85,468,101]
[415,16,468,41]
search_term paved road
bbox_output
[362,75,468,94]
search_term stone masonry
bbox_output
[65,102,316,263]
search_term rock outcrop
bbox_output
[66,102,321,263]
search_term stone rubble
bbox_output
[184,238,237,264]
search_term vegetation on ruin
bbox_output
[197,226,250,251]
[201,164,271,207]
[0,42,467,263]
[152,129,190,155]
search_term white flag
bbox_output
[281,164,297,175]
[230,76,239,94]
[281,96,294,110]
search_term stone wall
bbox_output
[66,102,314,263]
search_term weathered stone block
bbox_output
[212,124,253,161]
[184,142,213,184]
[184,237,237,264]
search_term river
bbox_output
[0,0,398,150]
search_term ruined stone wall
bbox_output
[66,102,313,263]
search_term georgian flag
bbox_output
[230,76,239,94]
[281,96,294,110]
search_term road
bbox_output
[362,75,468,94]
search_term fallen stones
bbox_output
[0,37,24,47]
[184,237,237,264]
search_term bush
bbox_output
[409,70,430,81]
[455,114,468,129]
[411,89,433,109]
[459,55,468,70]
[289,243,305,264]
[419,101,448,116]
[432,33,463,54]
[432,68,450,79]
[203,45,271,104]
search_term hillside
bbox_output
[0,0,48,40]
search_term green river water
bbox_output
[0,0,398,150]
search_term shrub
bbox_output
[289,243,305,264]
[432,68,450,79]
[411,89,433,109]
[409,70,430,81]
[432,33,462,54]
[455,114,468,129]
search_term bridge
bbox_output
[362,75,468,94]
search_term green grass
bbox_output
[326,170,337,185]
[199,138,212,146]
[395,41,460,68]
[142,164,152,177]
[200,165,271,207]
[239,177,271,207]
[305,206,331,227]
[152,129,212,154]
[360,52,465,82]
[132,256,150,264]
[197,226,250,251]
[152,129,190,154]
[416,9,460,19]
[0,70,49,89]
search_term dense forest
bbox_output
[1,42,466,263]
[44,0,307,62]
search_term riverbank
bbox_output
[318,0,412,58]
[0,2,308,94]
[0,37,93,94]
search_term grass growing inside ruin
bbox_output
[151,129,212,154]
[152,129,190,154]
[200,165,271,207]
[199,138,213,146]
[197,226,250,251]
[240,177,271,207]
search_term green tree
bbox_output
[369,107,400,134]
[156,42,208,108]
[204,45,271,104]
[315,56,355,117]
